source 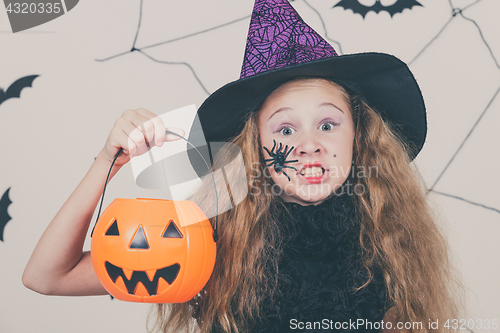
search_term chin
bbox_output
[271,173,345,205]
[281,183,337,206]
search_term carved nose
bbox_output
[130,225,149,249]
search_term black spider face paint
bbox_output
[263,140,299,181]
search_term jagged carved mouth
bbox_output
[105,261,180,296]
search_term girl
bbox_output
[23,0,462,332]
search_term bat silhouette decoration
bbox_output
[0,75,39,106]
[0,188,12,242]
[333,0,423,18]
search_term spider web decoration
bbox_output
[95,0,343,95]
[96,0,251,95]
[407,0,500,215]
[95,0,498,216]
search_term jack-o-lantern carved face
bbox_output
[103,219,182,296]
[91,198,216,303]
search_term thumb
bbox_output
[165,127,186,141]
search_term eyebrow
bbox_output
[319,102,344,114]
[267,107,292,122]
[266,102,345,122]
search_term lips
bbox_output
[105,261,180,296]
[297,162,328,184]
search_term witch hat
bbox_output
[190,0,426,170]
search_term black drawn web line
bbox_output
[131,0,142,51]
[408,15,454,66]
[95,0,252,95]
[430,85,500,191]
[409,0,494,66]
[433,190,500,215]
[137,50,210,95]
[458,12,500,70]
[408,0,500,214]
[462,0,482,11]
[138,15,251,52]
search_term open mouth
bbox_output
[299,166,326,177]
[298,162,328,183]
[105,261,180,296]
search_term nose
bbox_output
[130,225,149,249]
[294,132,323,157]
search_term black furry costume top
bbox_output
[193,192,391,332]
[256,192,390,332]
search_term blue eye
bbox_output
[278,126,295,136]
[319,122,337,131]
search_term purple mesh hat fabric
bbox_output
[240,0,338,79]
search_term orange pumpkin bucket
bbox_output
[91,198,216,303]
[91,130,219,303]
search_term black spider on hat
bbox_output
[263,140,298,181]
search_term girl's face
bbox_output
[258,79,355,206]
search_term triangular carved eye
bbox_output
[162,220,183,238]
[105,220,119,236]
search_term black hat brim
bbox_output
[189,52,426,177]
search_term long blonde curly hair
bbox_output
[149,78,463,333]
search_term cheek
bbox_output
[329,139,354,171]
[259,130,273,149]
[336,141,354,159]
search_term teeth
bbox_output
[122,268,133,281]
[146,269,156,281]
[114,276,127,291]
[300,166,325,177]
[158,277,170,292]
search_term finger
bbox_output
[108,127,138,158]
[134,107,158,119]
[135,108,162,146]
[165,127,186,142]
[116,117,146,155]
[121,109,154,146]
[128,112,155,147]
[150,115,166,147]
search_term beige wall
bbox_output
[1,0,499,332]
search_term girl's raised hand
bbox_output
[102,108,185,166]
[23,108,186,296]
